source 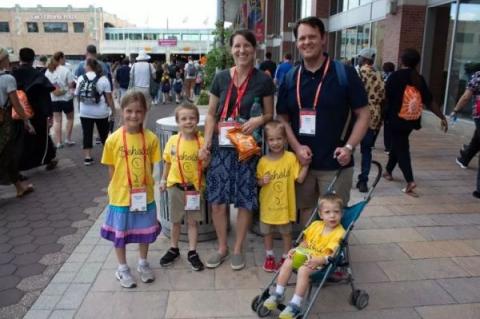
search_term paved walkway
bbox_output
[0,100,176,319]
[18,113,480,319]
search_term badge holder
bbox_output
[184,190,201,211]
[218,119,237,147]
[299,109,316,136]
[130,187,147,213]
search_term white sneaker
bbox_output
[137,262,155,283]
[64,139,76,146]
[115,269,137,288]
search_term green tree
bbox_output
[204,22,234,89]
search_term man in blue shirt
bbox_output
[274,53,293,87]
[277,17,369,227]
[75,44,112,85]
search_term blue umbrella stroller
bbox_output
[251,161,383,318]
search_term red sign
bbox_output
[158,39,177,47]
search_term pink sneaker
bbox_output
[263,255,276,272]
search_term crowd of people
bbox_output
[0,14,479,319]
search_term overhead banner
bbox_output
[248,0,265,43]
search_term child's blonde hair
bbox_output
[318,193,344,213]
[120,90,148,111]
[264,119,287,139]
[174,102,200,123]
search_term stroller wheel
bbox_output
[350,289,369,310]
[256,305,271,317]
[251,295,262,312]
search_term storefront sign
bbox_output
[31,14,77,20]
[158,39,177,46]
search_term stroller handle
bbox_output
[365,160,382,202]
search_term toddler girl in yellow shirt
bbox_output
[257,120,308,273]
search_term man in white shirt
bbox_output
[183,56,197,102]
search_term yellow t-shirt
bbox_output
[303,221,345,257]
[257,151,300,224]
[163,134,205,190]
[101,128,161,206]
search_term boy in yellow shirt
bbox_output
[257,120,308,272]
[159,103,208,271]
[263,193,346,319]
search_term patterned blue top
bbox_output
[467,71,480,119]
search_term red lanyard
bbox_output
[176,133,202,191]
[220,67,253,121]
[296,58,331,110]
[122,127,148,189]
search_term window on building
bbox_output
[73,22,84,33]
[182,33,200,41]
[359,0,371,5]
[26,22,38,33]
[457,32,474,43]
[331,0,339,14]
[43,22,68,33]
[0,22,9,32]
[348,0,359,10]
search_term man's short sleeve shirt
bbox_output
[276,58,368,170]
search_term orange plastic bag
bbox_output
[226,127,261,161]
[12,90,34,120]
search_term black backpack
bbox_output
[186,63,197,77]
[78,74,101,104]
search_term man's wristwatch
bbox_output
[344,143,353,152]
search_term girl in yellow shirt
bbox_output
[257,120,308,272]
[100,91,161,289]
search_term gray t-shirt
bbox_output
[210,68,275,121]
[0,72,17,109]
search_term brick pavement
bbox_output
[20,113,480,319]
[0,101,176,319]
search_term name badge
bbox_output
[130,187,147,212]
[299,110,316,136]
[184,191,201,211]
[218,121,236,147]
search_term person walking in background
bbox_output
[45,51,76,149]
[383,48,448,197]
[75,58,115,166]
[184,56,197,102]
[172,71,183,104]
[75,44,112,85]
[451,70,480,199]
[115,58,130,104]
[356,48,385,193]
[194,63,204,96]
[160,71,171,105]
[12,48,58,172]
[129,51,156,125]
[100,91,161,288]
[198,29,275,271]
[382,61,395,154]
[274,53,293,88]
[259,52,277,78]
[0,47,34,197]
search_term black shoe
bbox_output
[45,159,58,171]
[84,158,94,166]
[187,250,204,271]
[456,157,468,169]
[160,247,180,267]
[356,181,368,193]
[473,191,480,199]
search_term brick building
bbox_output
[225,0,480,120]
[0,5,132,60]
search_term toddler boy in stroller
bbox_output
[262,193,345,319]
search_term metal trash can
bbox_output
[156,115,218,242]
